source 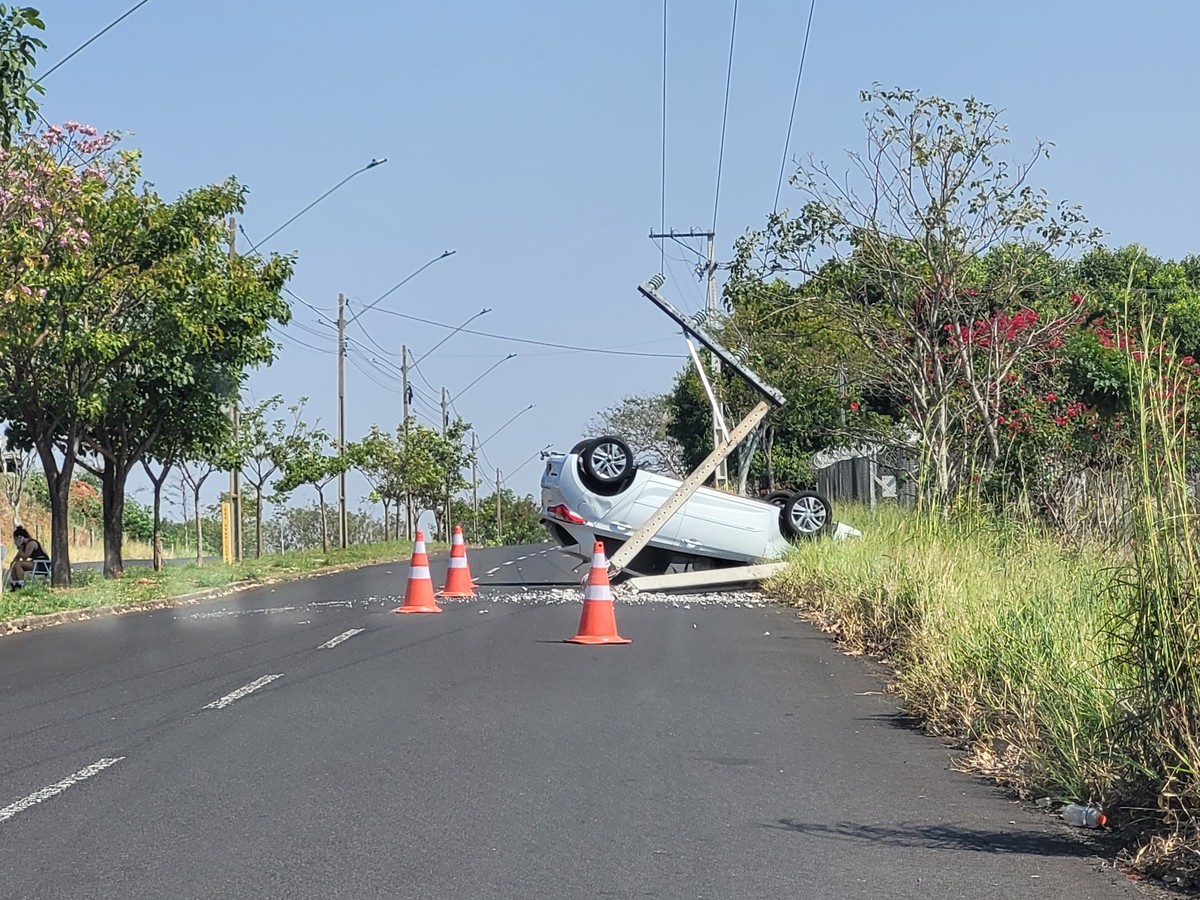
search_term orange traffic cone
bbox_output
[395,531,443,614]
[566,541,631,645]
[438,525,476,598]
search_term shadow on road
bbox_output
[764,819,1092,858]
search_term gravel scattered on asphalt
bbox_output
[174,587,772,619]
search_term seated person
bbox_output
[10,525,49,587]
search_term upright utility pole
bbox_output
[649,227,728,490]
[471,432,479,543]
[228,217,242,561]
[401,345,412,540]
[441,386,450,542]
[337,292,348,549]
[495,468,502,540]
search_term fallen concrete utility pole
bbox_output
[605,276,787,587]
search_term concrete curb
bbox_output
[0,552,424,637]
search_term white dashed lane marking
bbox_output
[203,674,283,710]
[0,757,124,823]
[318,629,364,649]
[485,567,500,576]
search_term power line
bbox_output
[660,0,668,275]
[270,324,335,355]
[284,288,337,320]
[34,0,156,88]
[369,307,685,358]
[774,0,817,213]
[712,0,739,234]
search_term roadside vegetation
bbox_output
[580,87,1200,884]
[0,9,544,600]
[0,538,424,624]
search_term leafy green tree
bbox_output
[274,423,348,554]
[234,396,307,557]
[452,490,545,546]
[73,177,291,577]
[0,5,44,148]
[394,417,472,537]
[180,453,222,565]
[666,278,869,493]
[348,425,403,540]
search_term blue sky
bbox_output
[39,0,1200,521]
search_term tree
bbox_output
[73,176,291,577]
[348,425,402,540]
[180,454,221,565]
[235,396,306,557]
[732,86,1100,509]
[0,430,34,524]
[274,424,348,555]
[394,417,472,534]
[0,125,126,585]
[452,490,545,546]
[0,6,45,148]
[585,393,686,477]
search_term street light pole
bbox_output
[441,386,450,542]
[337,291,348,549]
[402,345,411,540]
[471,432,479,543]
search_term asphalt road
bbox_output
[0,543,1145,899]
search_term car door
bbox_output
[673,487,775,561]
[602,471,684,549]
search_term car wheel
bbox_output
[580,436,635,490]
[781,490,832,540]
[765,490,791,508]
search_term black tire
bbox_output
[765,490,792,508]
[780,490,832,540]
[580,435,635,490]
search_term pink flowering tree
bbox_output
[0,123,117,583]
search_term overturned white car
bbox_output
[540,435,832,575]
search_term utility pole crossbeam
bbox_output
[649,228,728,489]
[337,292,348,549]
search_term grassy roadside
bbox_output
[0,539,428,624]
[766,504,1181,882]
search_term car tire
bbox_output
[765,490,791,508]
[780,490,832,540]
[580,436,636,491]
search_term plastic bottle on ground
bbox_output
[1061,803,1107,828]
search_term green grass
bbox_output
[0,539,428,623]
